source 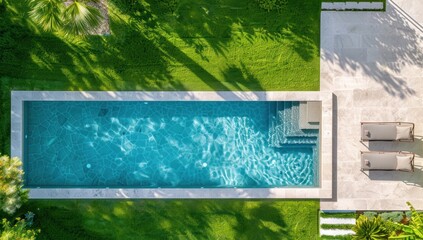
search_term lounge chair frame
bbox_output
[360,122,415,142]
[360,151,415,172]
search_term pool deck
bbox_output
[320,0,423,210]
[12,91,333,199]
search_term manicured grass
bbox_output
[320,212,357,219]
[320,224,355,230]
[11,200,319,239]
[320,235,353,240]
[1,0,320,91]
[0,0,321,154]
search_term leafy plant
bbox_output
[63,1,102,35]
[28,0,63,32]
[363,211,378,221]
[24,212,35,227]
[0,155,28,215]
[28,0,103,35]
[380,212,405,223]
[0,218,40,240]
[388,235,415,239]
[352,215,388,240]
[399,202,423,239]
[255,0,288,12]
[384,220,403,238]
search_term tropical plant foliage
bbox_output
[28,0,102,35]
[352,215,388,240]
[396,202,423,239]
[0,155,28,215]
[0,218,39,240]
[28,0,63,32]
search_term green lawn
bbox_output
[10,200,319,239]
[0,0,320,154]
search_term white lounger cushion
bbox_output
[396,126,412,140]
[361,152,414,171]
[361,122,414,141]
[362,124,396,140]
[396,156,413,171]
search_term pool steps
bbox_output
[268,101,319,147]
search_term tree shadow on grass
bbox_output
[113,0,320,62]
[13,201,101,240]
[221,62,264,91]
[17,200,307,240]
[231,202,291,239]
[108,11,265,96]
[1,0,320,96]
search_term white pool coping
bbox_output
[11,91,333,199]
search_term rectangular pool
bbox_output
[23,101,319,188]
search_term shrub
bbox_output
[352,215,388,240]
[363,211,378,220]
[255,0,288,12]
[0,155,28,215]
[0,218,40,240]
[399,202,423,239]
[380,212,404,223]
[405,211,412,221]
[383,219,403,237]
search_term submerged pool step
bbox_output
[282,102,318,137]
[268,101,319,147]
[282,136,318,145]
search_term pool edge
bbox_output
[11,91,333,199]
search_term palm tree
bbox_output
[28,0,102,35]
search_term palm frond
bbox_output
[28,0,64,31]
[63,1,102,35]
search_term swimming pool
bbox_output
[23,100,319,188]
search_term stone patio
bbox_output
[320,0,423,210]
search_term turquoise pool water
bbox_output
[24,101,319,188]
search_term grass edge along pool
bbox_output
[23,101,320,188]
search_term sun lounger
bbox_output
[361,151,415,172]
[361,122,414,142]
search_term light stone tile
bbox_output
[321,2,423,211]
[320,72,333,92]
[334,34,362,49]
[333,77,368,90]
[337,48,368,62]
[366,48,399,63]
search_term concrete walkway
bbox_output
[320,0,423,210]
